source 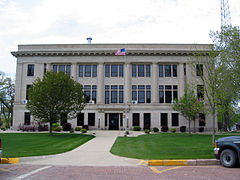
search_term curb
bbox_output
[0,158,19,164]
[147,159,220,166]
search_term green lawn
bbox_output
[110,133,239,160]
[0,133,94,157]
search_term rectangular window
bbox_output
[146,64,151,77]
[159,64,163,77]
[119,64,123,77]
[60,113,67,126]
[26,85,32,100]
[84,85,91,103]
[24,112,31,125]
[172,113,179,126]
[165,65,171,77]
[146,85,151,103]
[197,85,204,100]
[165,85,172,103]
[44,64,47,74]
[77,113,84,126]
[119,85,124,103]
[66,65,71,75]
[111,85,118,103]
[105,64,110,77]
[88,113,95,126]
[120,113,123,127]
[92,85,97,102]
[27,64,34,76]
[159,85,164,103]
[199,113,206,126]
[53,65,57,73]
[138,85,145,103]
[105,114,108,126]
[196,64,203,76]
[85,65,91,77]
[173,65,177,77]
[111,65,118,77]
[105,85,109,104]
[132,64,137,77]
[161,113,168,126]
[79,65,83,77]
[173,85,178,101]
[92,65,97,77]
[59,65,65,72]
[132,113,140,126]
[132,85,137,101]
[138,65,144,77]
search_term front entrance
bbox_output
[144,113,151,130]
[109,113,119,130]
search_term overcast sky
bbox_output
[0,0,239,77]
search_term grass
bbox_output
[110,133,240,160]
[0,133,94,157]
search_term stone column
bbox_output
[97,63,104,104]
[178,63,185,97]
[124,63,131,104]
[15,62,23,104]
[72,63,77,81]
[46,63,51,71]
[152,62,159,104]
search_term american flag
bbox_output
[115,48,126,56]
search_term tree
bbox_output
[210,26,240,131]
[26,71,85,135]
[173,86,204,135]
[0,72,15,128]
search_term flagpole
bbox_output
[124,48,128,135]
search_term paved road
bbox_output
[1,164,240,180]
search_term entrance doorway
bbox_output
[109,113,119,130]
[144,113,151,130]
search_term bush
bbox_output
[70,128,74,133]
[52,123,59,128]
[75,126,82,131]
[38,125,48,131]
[18,124,37,131]
[53,126,61,132]
[180,126,186,133]
[161,126,168,132]
[133,126,141,131]
[81,128,87,133]
[171,128,176,133]
[62,123,72,131]
[153,127,159,132]
[1,127,6,131]
[83,125,89,130]
[144,129,150,134]
[199,127,204,132]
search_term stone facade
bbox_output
[11,44,217,131]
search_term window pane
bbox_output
[132,64,136,77]
[165,91,172,103]
[196,64,203,76]
[105,64,110,77]
[173,65,177,77]
[159,85,164,103]
[92,90,96,102]
[119,64,123,77]
[77,113,84,126]
[159,64,163,77]
[111,91,117,103]
[66,65,71,75]
[26,85,32,100]
[111,65,118,77]
[88,113,95,126]
[161,113,168,126]
[132,113,140,126]
[138,65,144,77]
[92,64,97,77]
[27,64,34,76]
[79,65,83,77]
[119,91,124,103]
[59,65,65,72]
[85,65,91,77]
[105,91,109,104]
[146,64,151,77]
[165,65,171,77]
[132,91,137,101]
[197,85,204,99]
[53,65,57,73]
[172,113,179,126]
[146,90,151,103]
[138,91,145,103]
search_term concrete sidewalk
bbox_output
[19,131,140,166]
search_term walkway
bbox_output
[19,131,141,166]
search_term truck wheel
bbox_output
[220,149,237,168]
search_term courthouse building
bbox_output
[11,43,216,131]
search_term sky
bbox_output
[0,0,239,77]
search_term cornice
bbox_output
[11,50,210,57]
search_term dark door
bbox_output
[109,113,119,130]
[144,113,151,130]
